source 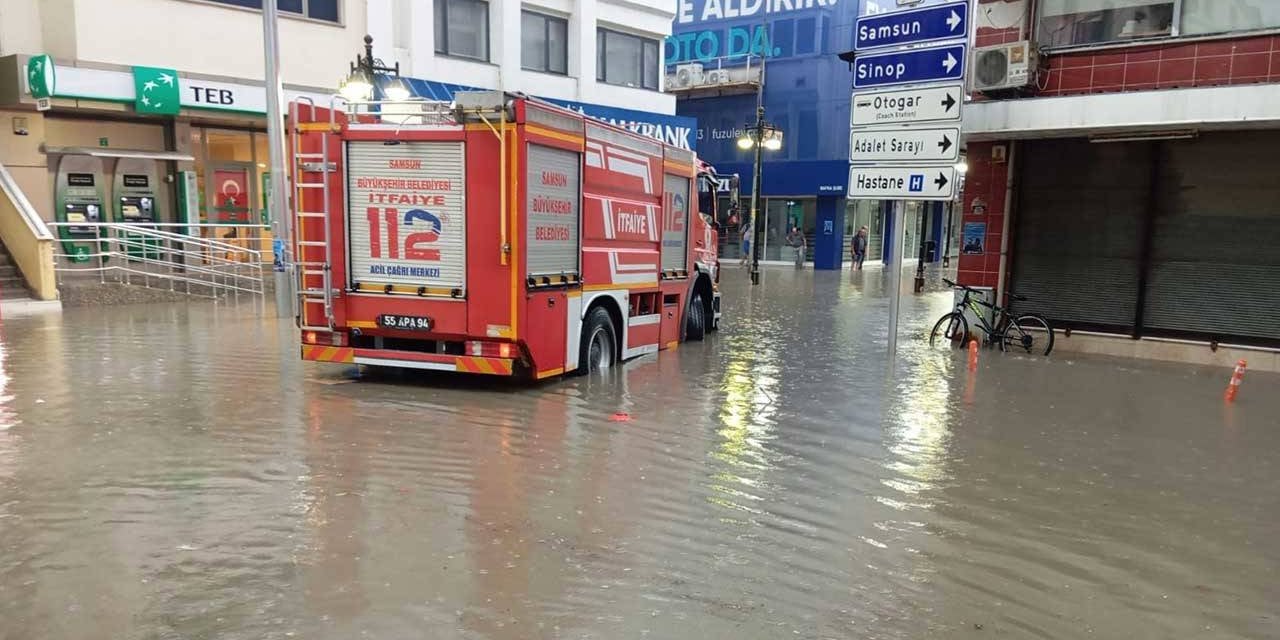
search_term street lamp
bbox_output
[339,35,408,102]
[737,111,783,285]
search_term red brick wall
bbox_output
[956,141,1008,289]
[962,5,1280,291]
[1040,34,1280,95]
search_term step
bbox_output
[0,265,17,279]
[0,286,31,300]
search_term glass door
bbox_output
[197,129,263,261]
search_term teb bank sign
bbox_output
[667,0,842,65]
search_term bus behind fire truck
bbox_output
[289,92,730,379]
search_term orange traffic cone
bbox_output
[968,339,979,371]
[1224,360,1247,402]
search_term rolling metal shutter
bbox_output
[661,174,691,272]
[1011,139,1148,330]
[346,141,467,291]
[525,144,581,277]
[1142,132,1280,342]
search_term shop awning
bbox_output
[40,145,195,162]
[963,83,1280,141]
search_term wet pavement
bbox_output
[1,267,1277,640]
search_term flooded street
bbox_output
[1,267,1277,639]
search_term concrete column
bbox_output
[414,0,435,79]
[572,0,595,102]
[495,0,521,90]
[366,0,394,61]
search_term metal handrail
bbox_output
[344,96,458,125]
[0,162,53,241]
[667,53,764,74]
[47,222,265,299]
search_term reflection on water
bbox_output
[0,269,1278,639]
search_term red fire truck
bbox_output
[289,91,729,379]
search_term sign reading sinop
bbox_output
[666,0,841,65]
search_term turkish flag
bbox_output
[214,169,250,223]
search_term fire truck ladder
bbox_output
[290,97,337,331]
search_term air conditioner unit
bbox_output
[969,41,1040,93]
[672,63,705,89]
[705,69,732,85]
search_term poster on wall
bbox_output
[962,222,986,255]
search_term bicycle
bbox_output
[929,279,1055,356]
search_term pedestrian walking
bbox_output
[787,225,806,269]
[852,226,868,270]
[739,221,752,266]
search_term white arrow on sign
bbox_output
[850,84,964,127]
[850,127,961,163]
[947,10,962,31]
[848,165,958,201]
[942,52,958,73]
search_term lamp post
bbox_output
[262,0,291,317]
[736,58,782,286]
[340,35,410,102]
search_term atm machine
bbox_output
[55,155,107,263]
[113,158,163,261]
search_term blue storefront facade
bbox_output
[669,0,953,269]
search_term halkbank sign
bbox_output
[23,54,332,115]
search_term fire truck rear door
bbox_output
[346,140,467,293]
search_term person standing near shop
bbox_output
[852,226,869,270]
[739,220,752,267]
[787,225,806,268]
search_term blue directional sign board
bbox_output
[855,1,969,51]
[852,43,966,89]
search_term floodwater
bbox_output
[0,267,1277,640]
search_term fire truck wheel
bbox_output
[685,293,707,341]
[578,307,617,374]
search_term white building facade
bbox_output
[0,0,368,264]
[365,0,677,116]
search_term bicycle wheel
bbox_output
[1000,314,1055,356]
[929,312,969,351]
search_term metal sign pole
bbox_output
[263,1,292,318]
[886,200,905,359]
[843,0,970,358]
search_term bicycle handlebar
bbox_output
[943,278,981,293]
[944,279,1032,304]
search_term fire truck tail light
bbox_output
[467,341,514,359]
[303,331,347,346]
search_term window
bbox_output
[1038,0,1175,48]
[1038,0,1280,49]
[522,11,568,74]
[597,29,661,90]
[202,0,341,22]
[435,0,490,61]
[1181,0,1280,36]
